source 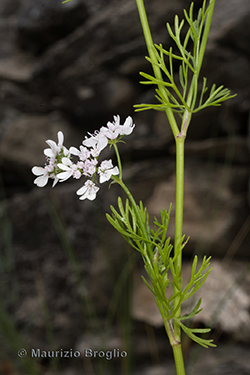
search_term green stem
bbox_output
[173,136,185,343]
[113,143,123,180]
[135,1,186,374]
[172,343,186,375]
[135,0,179,138]
[172,2,215,303]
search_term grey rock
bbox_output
[0,112,81,169]
[210,0,250,57]
[16,0,88,54]
[146,159,249,257]
[132,259,250,341]
[188,343,250,375]
[0,181,119,348]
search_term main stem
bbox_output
[135,0,179,138]
[173,136,185,341]
[135,1,186,374]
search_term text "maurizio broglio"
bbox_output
[26,348,127,360]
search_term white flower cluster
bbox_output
[32,115,135,200]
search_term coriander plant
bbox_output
[32,0,236,374]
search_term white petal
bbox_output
[34,174,48,187]
[99,166,119,183]
[125,116,133,126]
[78,191,89,200]
[97,136,108,151]
[113,115,120,125]
[111,166,119,176]
[86,192,97,200]
[120,116,134,135]
[57,171,72,180]
[86,186,99,200]
[46,140,57,149]
[99,174,107,184]
[52,177,59,187]
[76,185,87,195]
[61,157,72,166]
[57,163,70,171]
[57,131,64,145]
[105,159,113,168]
[70,146,80,155]
[32,166,45,176]
[44,148,54,157]
[62,146,70,156]
[82,137,96,147]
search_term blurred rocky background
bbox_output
[0,0,250,374]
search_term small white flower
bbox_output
[82,131,108,152]
[70,146,80,156]
[73,169,81,179]
[70,145,91,161]
[32,166,49,187]
[98,159,119,183]
[100,115,121,140]
[57,157,79,181]
[44,131,70,159]
[32,166,59,187]
[76,180,100,200]
[82,159,98,177]
[100,115,135,140]
[90,145,101,158]
[119,116,135,135]
[77,161,85,169]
